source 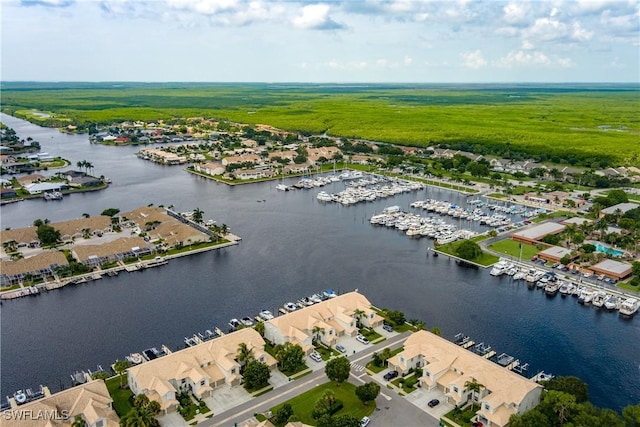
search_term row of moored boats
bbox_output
[490,260,639,317]
[410,199,512,227]
[317,176,425,205]
[370,206,479,245]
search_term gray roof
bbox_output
[561,217,592,226]
[601,202,638,215]
[513,222,565,240]
[591,259,632,275]
[539,246,572,258]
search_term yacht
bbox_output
[283,302,298,312]
[316,191,332,202]
[323,289,337,298]
[591,291,608,308]
[619,298,639,316]
[126,353,144,364]
[490,261,509,276]
[604,295,618,311]
[43,191,63,200]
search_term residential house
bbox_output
[264,291,384,354]
[350,154,385,165]
[283,164,311,174]
[221,154,261,166]
[307,147,342,164]
[17,173,45,186]
[127,328,276,414]
[0,226,39,249]
[387,331,542,427]
[234,169,275,180]
[268,150,297,162]
[0,251,69,287]
[24,182,67,195]
[1,380,119,427]
[1,188,17,199]
[54,216,113,242]
[600,203,638,218]
[69,176,103,187]
[72,237,151,267]
[195,162,225,176]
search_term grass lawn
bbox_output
[366,347,403,373]
[617,282,640,293]
[444,404,481,427]
[106,376,133,417]
[359,328,382,342]
[270,381,374,425]
[391,374,419,394]
[486,193,508,199]
[165,240,230,256]
[487,238,546,260]
[436,239,499,267]
[533,210,576,223]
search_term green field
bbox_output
[487,238,548,260]
[270,381,373,424]
[1,82,639,166]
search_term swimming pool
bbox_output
[595,243,624,257]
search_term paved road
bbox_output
[202,331,438,427]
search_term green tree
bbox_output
[236,342,254,373]
[355,381,380,406]
[192,208,204,224]
[274,342,305,374]
[313,390,337,419]
[72,415,87,427]
[509,409,551,427]
[312,325,326,344]
[242,360,270,390]
[325,356,351,385]
[543,376,589,403]
[273,403,294,425]
[121,394,160,427]
[622,403,640,426]
[102,208,120,217]
[631,261,640,278]
[387,310,406,326]
[254,321,265,337]
[113,359,132,389]
[464,377,484,402]
[353,308,365,328]
[36,224,61,246]
[456,239,482,260]
[544,390,577,425]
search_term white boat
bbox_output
[604,295,618,311]
[259,309,274,320]
[126,353,144,364]
[490,261,509,276]
[228,318,242,329]
[619,298,639,316]
[323,289,337,298]
[276,183,289,191]
[241,316,254,327]
[43,191,63,200]
[316,191,332,202]
[283,302,298,312]
[591,291,608,308]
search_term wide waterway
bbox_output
[0,113,638,412]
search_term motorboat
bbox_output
[241,316,254,327]
[13,390,27,405]
[604,295,618,311]
[619,298,639,316]
[323,289,337,298]
[228,318,242,329]
[126,353,144,364]
[591,291,608,308]
[283,302,298,312]
[43,191,63,201]
[259,309,274,320]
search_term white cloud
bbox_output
[292,3,344,30]
[461,49,487,69]
[497,50,574,68]
[521,40,535,50]
[503,2,530,25]
[571,21,593,41]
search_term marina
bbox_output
[489,258,638,317]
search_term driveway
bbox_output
[158,411,188,427]
[405,387,453,420]
[203,384,252,415]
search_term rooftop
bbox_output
[512,222,565,241]
[591,259,632,275]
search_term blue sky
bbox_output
[2,0,638,82]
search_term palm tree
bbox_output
[192,208,204,224]
[85,161,94,176]
[353,309,365,329]
[312,325,325,344]
[2,239,17,253]
[465,377,484,403]
[113,359,132,389]
[71,415,87,427]
[236,342,254,373]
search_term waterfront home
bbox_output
[268,150,297,162]
[54,216,113,242]
[194,162,225,176]
[350,154,385,165]
[127,328,276,414]
[137,148,187,165]
[234,168,275,180]
[24,182,67,195]
[17,173,45,186]
[512,222,565,245]
[1,188,17,199]
[0,226,39,249]
[1,380,119,427]
[72,237,151,267]
[283,164,310,174]
[0,251,69,287]
[589,259,632,281]
[120,206,210,247]
[221,154,261,166]
[387,331,542,427]
[68,175,103,187]
[264,291,384,353]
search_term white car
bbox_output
[356,335,369,345]
[310,352,322,362]
[360,416,371,427]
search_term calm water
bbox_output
[0,113,638,411]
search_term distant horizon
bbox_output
[2,81,639,86]
[2,1,638,82]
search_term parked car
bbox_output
[310,352,322,362]
[360,416,371,427]
[382,324,394,332]
[428,399,440,407]
[356,335,369,345]
[383,370,399,381]
[336,344,346,353]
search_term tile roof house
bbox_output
[264,291,383,353]
[1,380,119,427]
[72,237,151,266]
[195,162,225,176]
[0,251,69,287]
[221,154,261,166]
[307,147,342,164]
[127,328,276,414]
[387,331,542,427]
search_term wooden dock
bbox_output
[461,340,475,349]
